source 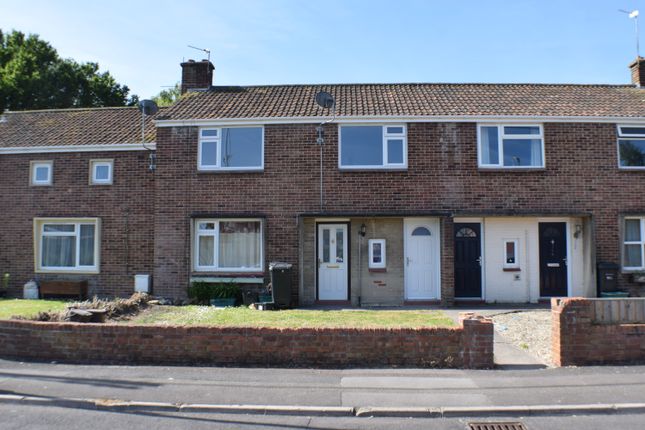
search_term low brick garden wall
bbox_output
[0,313,493,369]
[552,298,645,366]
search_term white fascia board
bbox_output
[0,142,156,155]
[155,115,645,127]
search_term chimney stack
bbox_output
[629,57,645,87]
[180,59,214,94]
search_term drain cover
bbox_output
[468,423,527,430]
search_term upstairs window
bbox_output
[617,125,645,169]
[478,125,544,168]
[90,160,113,185]
[199,127,264,171]
[30,161,53,186]
[339,125,407,169]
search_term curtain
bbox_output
[42,236,75,267]
[199,235,215,266]
[219,222,261,268]
[530,138,543,166]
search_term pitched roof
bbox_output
[161,83,645,121]
[0,106,162,149]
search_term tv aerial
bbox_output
[619,9,640,58]
[138,99,159,172]
[314,91,337,211]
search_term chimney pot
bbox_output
[629,57,645,87]
[180,59,214,94]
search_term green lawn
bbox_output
[129,306,455,328]
[0,299,68,319]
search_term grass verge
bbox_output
[128,306,455,328]
[0,299,68,320]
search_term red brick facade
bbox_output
[152,121,645,299]
[1,121,645,300]
[0,314,493,368]
[0,151,154,297]
[552,298,645,366]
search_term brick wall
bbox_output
[0,151,155,297]
[552,298,645,366]
[0,313,493,368]
[154,122,645,299]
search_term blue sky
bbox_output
[0,0,643,98]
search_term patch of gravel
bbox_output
[492,310,553,366]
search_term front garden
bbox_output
[0,298,68,319]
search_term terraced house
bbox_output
[1,58,645,305]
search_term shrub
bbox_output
[1,273,8,290]
[187,282,241,305]
[187,281,213,305]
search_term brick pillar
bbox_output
[551,297,593,366]
[459,312,494,369]
[441,216,455,306]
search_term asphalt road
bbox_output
[1,359,645,408]
[3,403,645,430]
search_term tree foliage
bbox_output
[152,83,181,107]
[0,29,138,112]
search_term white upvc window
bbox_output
[368,239,386,269]
[198,127,264,171]
[617,125,645,169]
[478,124,545,168]
[339,124,407,169]
[503,239,519,269]
[623,217,645,270]
[90,159,113,185]
[194,219,263,272]
[30,161,53,186]
[34,218,100,273]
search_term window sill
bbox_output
[503,267,521,272]
[618,167,645,171]
[369,267,387,273]
[478,167,546,173]
[339,167,407,172]
[197,169,264,174]
[35,269,99,275]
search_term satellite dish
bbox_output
[315,91,335,109]
[138,99,159,116]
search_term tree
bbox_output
[0,29,137,112]
[152,83,181,107]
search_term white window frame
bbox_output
[617,124,645,170]
[34,218,100,274]
[30,160,53,186]
[90,159,114,185]
[477,124,545,169]
[338,124,408,170]
[503,239,519,269]
[193,218,264,272]
[368,239,386,269]
[198,126,264,171]
[623,217,645,270]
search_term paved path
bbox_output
[444,306,548,368]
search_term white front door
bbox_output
[318,224,348,300]
[404,218,440,300]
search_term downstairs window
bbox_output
[34,218,100,273]
[194,219,263,272]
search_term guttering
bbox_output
[0,143,156,155]
[155,115,645,127]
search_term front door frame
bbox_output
[316,221,351,302]
[453,221,484,300]
[403,217,441,301]
[537,218,572,298]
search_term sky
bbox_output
[0,0,643,99]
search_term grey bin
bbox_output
[596,261,620,296]
[269,262,293,309]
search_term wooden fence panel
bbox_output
[590,299,645,324]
